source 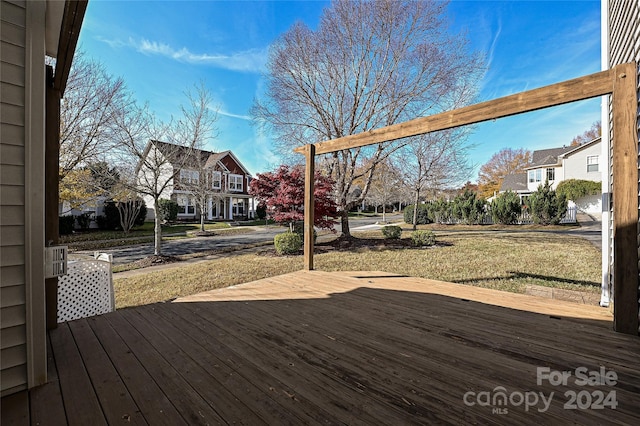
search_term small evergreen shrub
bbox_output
[75,213,92,231]
[158,198,179,222]
[274,232,303,255]
[382,225,402,239]
[256,203,267,220]
[59,215,75,235]
[100,201,121,230]
[403,204,431,225]
[411,230,436,246]
[491,191,522,225]
[452,190,486,224]
[526,182,568,225]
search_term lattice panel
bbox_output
[57,259,114,323]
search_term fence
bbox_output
[433,206,577,226]
[57,253,115,323]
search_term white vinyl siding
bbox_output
[604,0,640,314]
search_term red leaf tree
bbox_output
[249,165,338,231]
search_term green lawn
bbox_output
[114,230,600,308]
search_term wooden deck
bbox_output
[3,271,639,425]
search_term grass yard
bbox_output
[114,230,600,309]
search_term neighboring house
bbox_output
[500,137,602,213]
[1,0,86,396]
[138,140,255,221]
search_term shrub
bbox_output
[451,190,486,224]
[491,191,522,225]
[382,225,402,239]
[135,201,147,226]
[556,179,601,201]
[75,213,92,231]
[292,221,317,243]
[274,232,302,255]
[59,215,75,235]
[158,198,179,222]
[526,182,568,225]
[256,203,267,220]
[411,230,436,246]
[403,204,431,225]
[100,201,121,230]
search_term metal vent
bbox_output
[45,246,68,278]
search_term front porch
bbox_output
[3,271,639,424]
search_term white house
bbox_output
[500,137,602,214]
[138,140,255,221]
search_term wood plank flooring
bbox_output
[2,271,639,425]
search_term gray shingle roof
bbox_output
[499,173,528,192]
[529,146,574,168]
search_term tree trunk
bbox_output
[200,205,205,232]
[340,210,350,236]
[382,204,386,223]
[154,197,162,255]
[412,189,420,231]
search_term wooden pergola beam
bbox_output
[295,68,616,155]
[611,62,639,335]
[296,63,638,334]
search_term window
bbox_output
[229,174,243,192]
[211,171,221,189]
[528,170,535,183]
[587,156,599,172]
[535,169,542,182]
[179,169,199,185]
[177,196,195,215]
[233,200,245,216]
[546,168,555,181]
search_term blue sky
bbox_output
[78,0,602,181]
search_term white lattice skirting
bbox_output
[57,254,115,323]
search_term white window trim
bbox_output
[177,195,196,215]
[228,174,243,192]
[179,169,199,185]
[587,155,599,173]
[211,171,222,189]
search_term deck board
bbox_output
[3,270,639,425]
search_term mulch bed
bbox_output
[127,255,183,269]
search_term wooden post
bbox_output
[304,144,315,271]
[611,62,639,335]
[45,66,60,330]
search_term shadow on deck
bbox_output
[2,271,639,424]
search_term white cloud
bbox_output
[218,109,251,121]
[98,36,268,73]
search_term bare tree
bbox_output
[400,130,472,230]
[112,83,218,255]
[253,0,484,236]
[59,51,132,180]
[367,158,403,222]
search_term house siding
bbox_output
[1,0,47,396]
[604,0,639,322]
[562,142,603,182]
[0,0,28,396]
